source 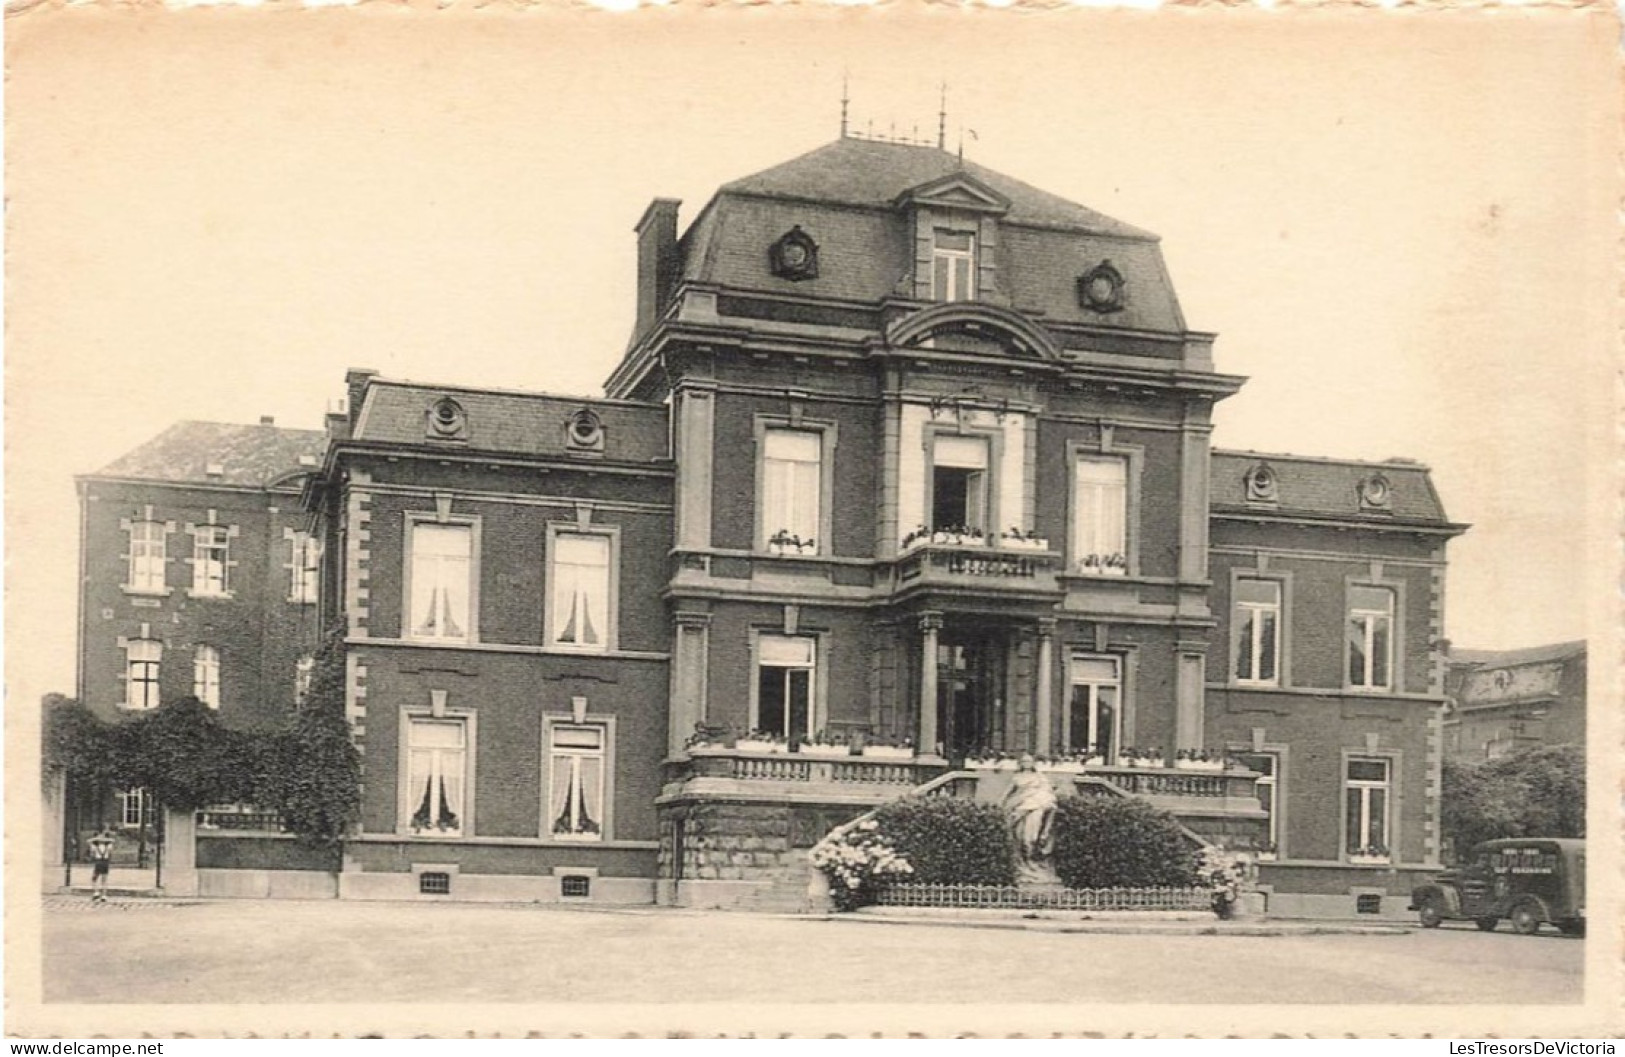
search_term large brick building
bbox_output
[61,419,326,864]
[1443,641,1586,762]
[67,136,1468,916]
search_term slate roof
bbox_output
[90,421,326,489]
[1449,641,1586,669]
[721,138,1156,237]
[1210,449,1455,524]
[351,377,669,464]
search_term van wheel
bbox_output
[1475,917,1499,932]
[1418,902,1444,928]
[1510,903,1542,935]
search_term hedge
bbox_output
[870,796,1017,887]
[1050,795,1198,889]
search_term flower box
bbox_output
[736,739,777,754]
[1000,537,1049,552]
[860,745,914,760]
[799,744,851,759]
[1039,761,1086,775]
[1348,854,1390,866]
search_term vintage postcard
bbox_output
[5,1,1620,1039]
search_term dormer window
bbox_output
[932,229,976,302]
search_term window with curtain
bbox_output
[127,520,166,593]
[1345,757,1391,860]
[549,532,611,650]
[1235,578,1281,685]
[1072,457,1127,575]
[408,523,472,642]
[1347,585,1395,690]
[931,229,976,302]
[191,526,231,595]
[125,639,162,710]
[407,717,466,837]
[760,429,822,551]
[193,645,221,709]
[1066,654,1120,759]
[930,434,990,532]
[756,634,816,738]
[548,723,606,841]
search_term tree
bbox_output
[1441,745,1584,859]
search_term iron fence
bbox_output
[875,883,1212,912]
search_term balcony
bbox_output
[661,746,948,807]
[887,535,1063,607]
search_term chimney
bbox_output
[259,415,275,426]
[632,199,681,345]
[345,368,378,431]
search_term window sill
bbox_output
[545,643,613,655]
[187,589,235,601]
[405,635,476,647]
[1346,856,1394,867]
[121,585,172,598]
[287,596,318,606]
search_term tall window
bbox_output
[191,526,231,596]
[547,723,607,841]
[931,229,976,302]
[1234,579,1281,685]
[1237,751,1280,858]
[1066,655,1121,759]
[294,655,315,707]
[1345,757,1391,861]
[930,435,990,532]
[125,639,162,710]
[1073,457,1127,575]
[406,717,466,837]
[289,531,321,604]
[120,787,149,829]
[408,523,472,643]
[1347,585,1395,690]
[756,634,816,739]
[760,429,822,551]
[192,645,221,709]
[127,520,166,593]
[549,532,611,651]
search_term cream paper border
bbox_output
[5,0,1621,1038]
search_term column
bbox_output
[917,612,942,757]
[1034,619,1056,756]
[669,611,711,756]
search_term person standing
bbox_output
[87,828,116,904]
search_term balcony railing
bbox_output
[892,538,1062,592]
[676,747,946,788]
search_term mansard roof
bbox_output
[89,420,325,489]
[348,376,669,464]
[1210,448,1459,527]
[721,138,1155,237]
[1449,641,1586,669]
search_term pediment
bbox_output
[895,173,1010,215]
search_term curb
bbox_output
[821,911,1411,936]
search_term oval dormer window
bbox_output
[565,407,606,455]
[427,397,468,440]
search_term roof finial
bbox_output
[938,82,948,150]
[839,71,850,139]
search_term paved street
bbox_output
[44,897,1582,1005]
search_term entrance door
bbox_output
[937,626,1006,757]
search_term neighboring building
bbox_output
[60,419,326,867]
[1443,641,1586,761]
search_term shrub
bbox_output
[1050,795,1198,889]
[870,796,1017,887]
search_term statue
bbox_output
[1003,754,1060,885]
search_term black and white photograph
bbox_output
[6,3,1618,1039]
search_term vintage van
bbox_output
[1410,838,1585,935]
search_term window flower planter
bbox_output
[1038,760,1085,775]
[1348,854,1390,866]
[799,743,851,759]
[860,745,914,760]
[736,739,778,754]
